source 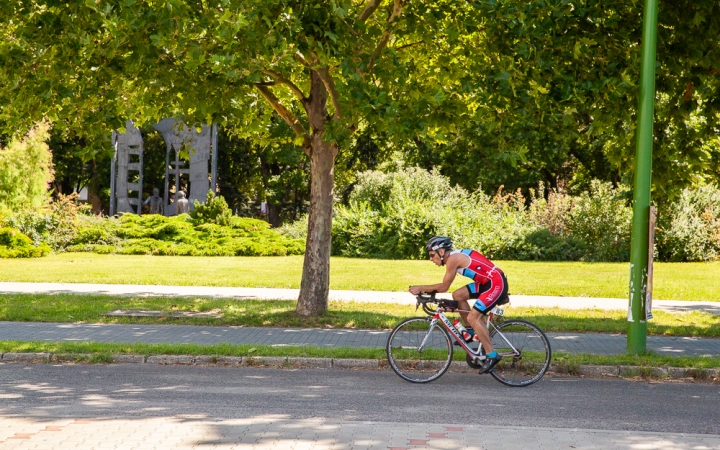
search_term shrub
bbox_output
[0,227,51,258]
[190,191,233,226]
[67,213,304,257]
[331,168,535,260]
[327,169,634,261]
[564,181,632,262]
[1,193,90,251]
[657,184,720,262]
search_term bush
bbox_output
[327,169,634,261]
[564,181,632,261]
[657,184,720,262]
[67,213,304,257]
[0,227,51,258]
[190,191,233,226]
[2,193,90,251]
[331,168,535,260]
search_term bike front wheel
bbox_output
[489,320,552,387]
[386,317,453,383]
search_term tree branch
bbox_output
[395,40,423,51]
[315,67,342,120]
[358,0,383,22]
[261,69,307,104]
[254,84,311,153]
[368,0,403,71]
[295,51,312,68]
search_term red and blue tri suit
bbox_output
[451,249,508,312]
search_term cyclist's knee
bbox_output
[468,308,483,322]
[452,288,469,301]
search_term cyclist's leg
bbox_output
[451,286,472,326]
[452,280,494,327]
[467,308,493,353]
[466,273,509,355]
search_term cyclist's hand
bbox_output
[409,286,422,295]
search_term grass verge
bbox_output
[2,294,720,337]
[1,253,719,301]
[1,341,719,370]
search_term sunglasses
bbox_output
[428,252,438,259]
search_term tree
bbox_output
[1,0,484,315]
[217,122,310,226]
[452,0,720,201]
[0,122,54,211]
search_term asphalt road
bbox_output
[1,364,719,435]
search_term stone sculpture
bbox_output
[111,118,217,217]
[110,120,144,215]
[153,119,218,215]
[143,188,164,215]
[175,190,190,215]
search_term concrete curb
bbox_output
[1,352,718,383]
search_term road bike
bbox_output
[386,292,552,387]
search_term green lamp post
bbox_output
[627,0,659,354]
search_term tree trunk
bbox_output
[267,202,281,228]
[297,138,336,316]
[296,70,337,316]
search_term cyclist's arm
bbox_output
[410,258,459,294]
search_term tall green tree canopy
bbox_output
[1,0,488,314]
[406,0,720,199]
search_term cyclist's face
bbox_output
[429,250,441,265]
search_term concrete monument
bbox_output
[153,119,218,216]
[110,120,144,215]
[143,188,164,215]
[175,190,190,215]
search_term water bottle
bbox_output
[453,319,472,342]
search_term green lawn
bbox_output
[2,294,720,337]
[1,253,719,301]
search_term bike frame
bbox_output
[420,307,521,360]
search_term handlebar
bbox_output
[415,292,459,315]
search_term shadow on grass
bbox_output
[3,294,720,338]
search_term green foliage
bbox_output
[657,184,720,262]
[1,193,90,251]
[0,122,54,211]
[565,181,633,262]
[0,227,50,258]
[329,169,635,261]
[394,0,720,202]
[67,214,304,257]
[190,191,233,226]
[336,168,720,266]
[216,125,310,226]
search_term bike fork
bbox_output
[417,318,439,352]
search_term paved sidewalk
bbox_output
[2,321,719,357]
[1,416,719,449]
[3,281,720,313]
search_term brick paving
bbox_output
[1,321,719,357]
[0,416,718,449]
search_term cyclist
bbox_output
[409,236,508,373]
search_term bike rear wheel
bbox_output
[386,317,453,383]
[489,320,552,387]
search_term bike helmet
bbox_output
[425,236,453,253]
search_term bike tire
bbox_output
[488,320,552,387]
[386,317,454,383]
